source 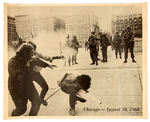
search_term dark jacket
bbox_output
[113,35,122,47]
[88,35,97,48]
[8,55,28,99]
[123,31,134,45]
[101,35,111,47]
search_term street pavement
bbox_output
[8,46,143,117]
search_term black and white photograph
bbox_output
[4,3,147,118]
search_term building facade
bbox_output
[8,16,17,45]
[65,14,100,44]
[111,13,142,37]
[15,15,65,40]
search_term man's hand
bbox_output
[49,58,53,63]
[48,64,57,69]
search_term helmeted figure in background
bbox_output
[123,26,136,63]
[8,43,34,116]
[62,35,76,67]
[70,35,79,65]
[113,32,122,59]
[101,34,111,63]
[120,29,125,53]
[88,32,99,65]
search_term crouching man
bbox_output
[58,73,91,116]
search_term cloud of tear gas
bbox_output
[32,31,66,57]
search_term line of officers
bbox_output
[87,25,136,66]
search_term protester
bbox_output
[8,43,34,116]
[27,41,57,106]
[57,73,91,116]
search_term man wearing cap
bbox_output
[123,26,136,63]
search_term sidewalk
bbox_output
[8,47,143,116]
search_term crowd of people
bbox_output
[8,25,137,116]
[8,33,91,116]
[86,25,136,65]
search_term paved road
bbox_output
[8,47,143,116]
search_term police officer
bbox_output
[123,26,136,63]
[120,29,125,52]
[113,32,122,59]
[101,34,110,63]
[88,32,98,65]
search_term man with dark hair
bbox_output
[8,43,34,116]
[88,32,98,65]
[123,26,136,63]
[58,73,91,116]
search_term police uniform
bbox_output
[123,27,136,63]
[88,33,98,65]
[113,33,122,59]
[101,34,110,62]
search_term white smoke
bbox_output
[32,31,66,57]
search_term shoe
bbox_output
[41,100,48,106]
[101,60,105,63]
[77,97,87,103]
[79,98,87,103]
[75,62,78,64]
[123,60,127,63]
[90,62,95,65]
[132,59,136,63]
[96,62,98,65]
[69,108,77,116]
[103,60,107,62]
[120,57,122,59]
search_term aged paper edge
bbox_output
[3,2,148,119]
